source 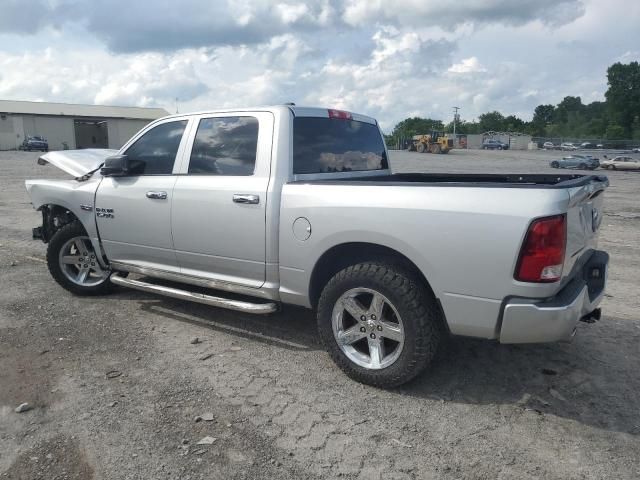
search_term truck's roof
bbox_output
[157,105,377,125]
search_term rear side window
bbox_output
[293,117,388,174]
[189,116,259,175]
[124,120,187,175]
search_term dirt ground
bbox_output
[1,148,638,479]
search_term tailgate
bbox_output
[563,176,609,280]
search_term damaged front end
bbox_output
[32,205,78,243]
[37,148,118,178]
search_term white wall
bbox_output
[0,115,20,150]
[107,119,151,149]
[30,116,76,150]
[0,114,154,150]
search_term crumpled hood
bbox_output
[37,149,118,177]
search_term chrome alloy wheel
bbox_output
[331,288,405,370]
[58,236,108,287]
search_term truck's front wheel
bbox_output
[47,222,114,295]
[317,262,442,388]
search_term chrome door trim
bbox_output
[110,261,278,300]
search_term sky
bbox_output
[0,0,639,131]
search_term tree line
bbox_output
[386,61,640,144]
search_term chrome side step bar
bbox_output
[110,274,278,315]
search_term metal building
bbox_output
[0,100,169,151]
[465,132,533,150]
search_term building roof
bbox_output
[0,99,169,120]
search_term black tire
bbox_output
[498,145,503,150]
[317,261,442,388]
[47,221,114,296]
[578,163,587,169]
[416,143,426,153]
[551,161,559,168]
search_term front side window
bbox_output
[293,117,388,174]
[189,116,259,175]
[124,120,187,175]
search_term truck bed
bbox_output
[290,172,609,189]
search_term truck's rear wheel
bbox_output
[430,144,441,154]
[317,262,442,388]
[416,143,426,153]
[47,222,114,295]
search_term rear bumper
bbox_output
[499,250,608,343]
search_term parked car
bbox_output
[596,144,604,149]
[600,156,640,170]
[580,142,596,149]
[25,105,610,387]
[632,147,640,153]
[550,154,600,170]
[482,138,509,150]
[543,141,556,150]
[20,135,49,152]
[560,142,579,151]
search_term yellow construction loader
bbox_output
[408,131,453,154]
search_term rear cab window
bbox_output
[293,113,388,175]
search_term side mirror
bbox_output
[101,155,129,177]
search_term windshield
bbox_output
[293,117,388,174]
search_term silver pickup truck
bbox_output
[26,105,609,387]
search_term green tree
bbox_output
[554,96,583,124]
[605,124,625,139]
[605,61,640,136]
[631,116,640,140]
[477,111,505,131]
[531,104,555,136]
[504,115,526,132]
[390,117,445,139]
[533,104,555,124]
[444,119,481,134]
[388,61,640,144]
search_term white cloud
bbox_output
[448,57,486,74]
[343,0,586,28]
[276,3,310,24]
[0,0,638,132]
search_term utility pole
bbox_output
[452,106,460,138]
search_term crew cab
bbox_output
[26,106,610,387]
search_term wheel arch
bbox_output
[308,242,442,317]
[26,179,101,245]
[34,202,95,243]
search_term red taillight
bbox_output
[328,109,352,120]
[515,214,566,283]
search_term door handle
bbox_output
[146,191,168,200]
[233,194,259,204]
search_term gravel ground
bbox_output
[1,148,639,479]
